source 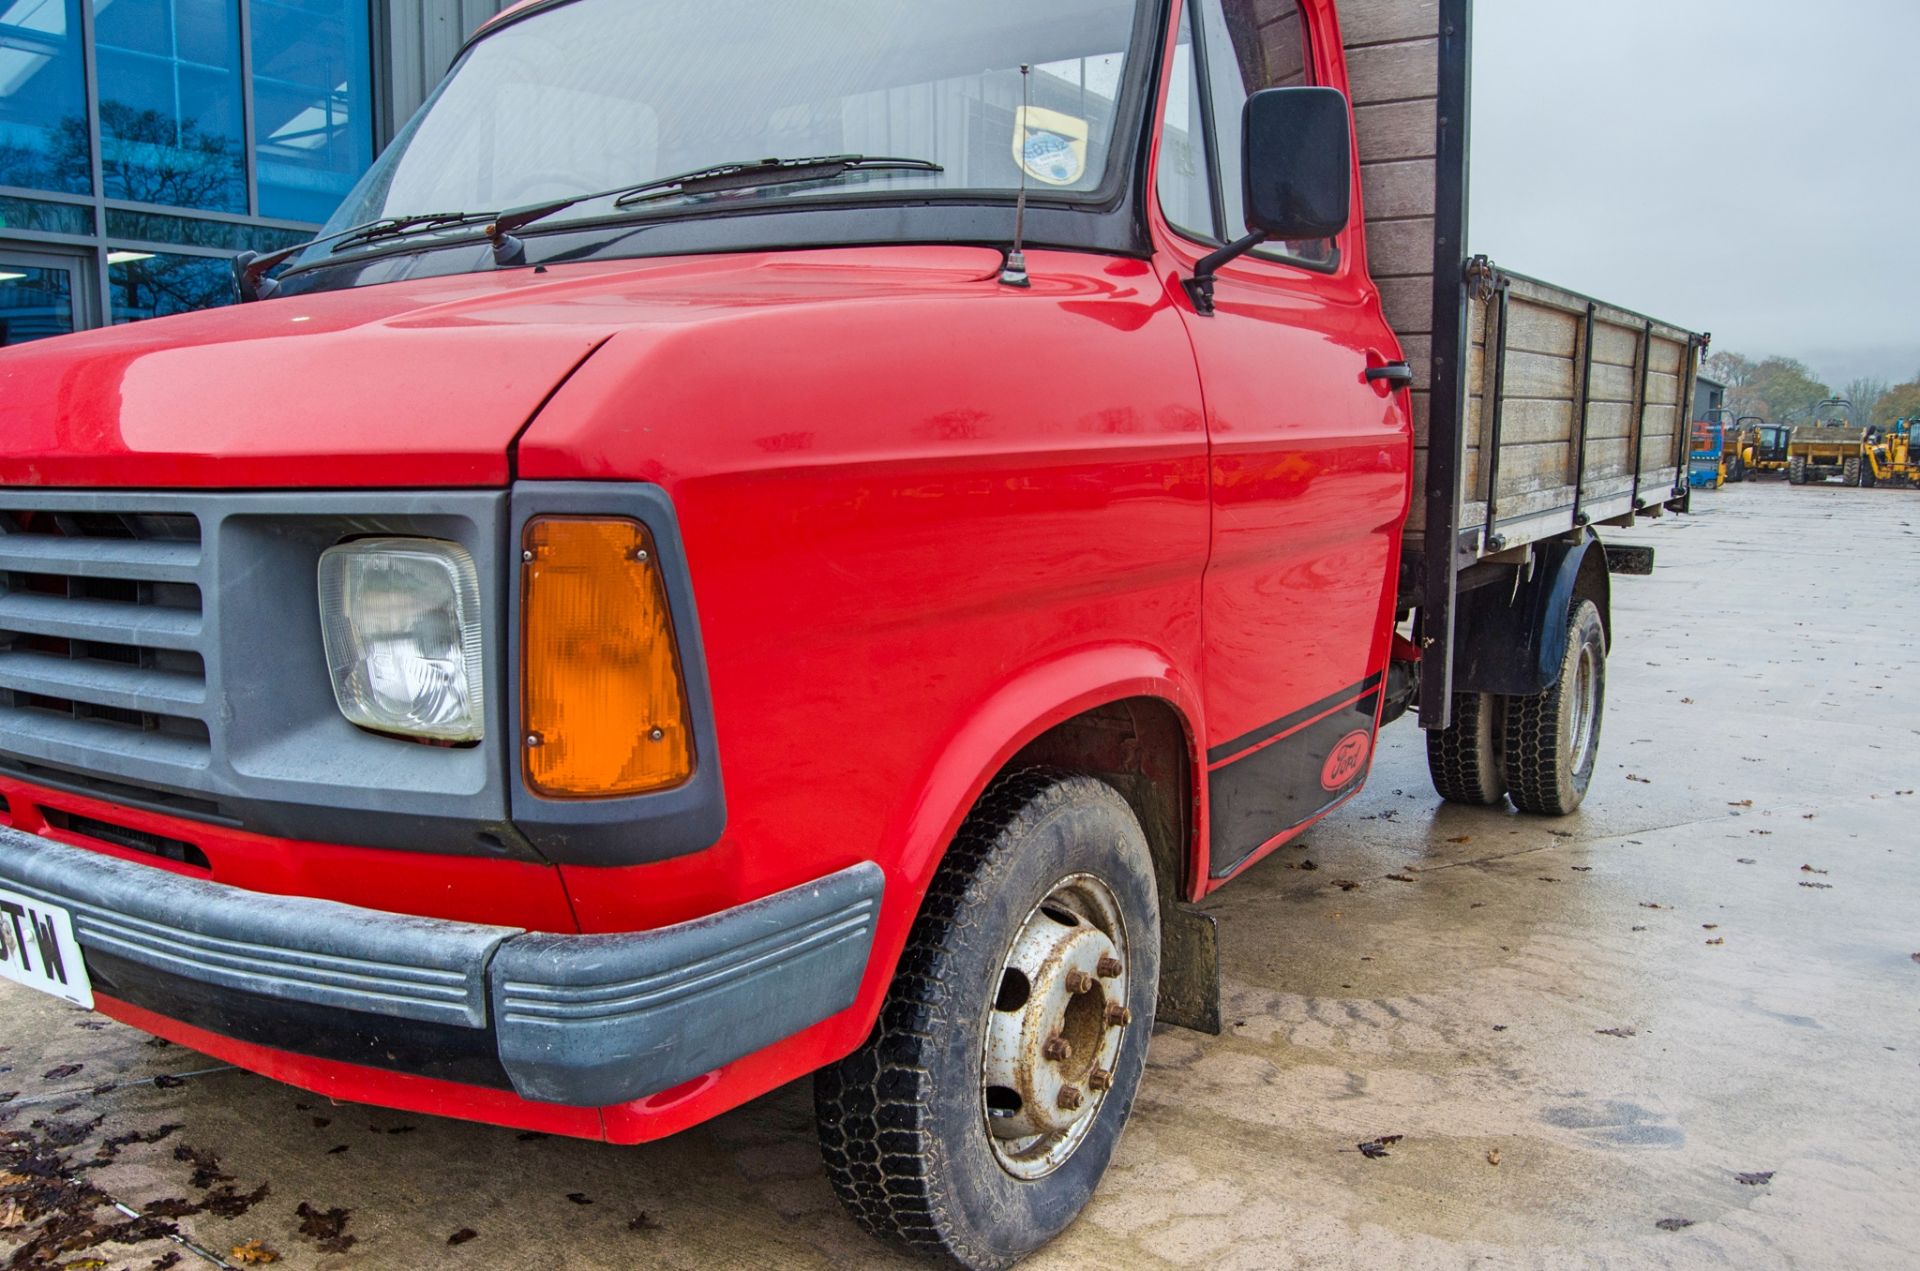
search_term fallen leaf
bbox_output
[1596,1027,1637,1038]
[1799,864,1828,875]
[1356,1135,1403,1159]
[1655,1217,1695,1232]
[628,1213,661,1233]
[1486,1148,1501,1166]
[1706,938,1724,946]
[1331,879,1361,892]
[1492,1024,1508,1031]
[1571,866,1593,872]
[1386,873,1415,883]
[1447,835,1472,844]
[1737,858,1757,864]
[1735,1171,1774,1186]
[295,1201,355,1254]
[0,1197,25,1230]
[1537,876,1559,883]
[1639,902,1665,910]
[42,1063,83,1081]
[1632,925,1648,931]
[230,1240,280,1265]
[1627,774,1651,783]
[567,1192,594,1205]
[151,1074,186,1090]
[449,1228,478,1246]
[1727,799,1753,807]
[1703,924,1718,930]
[326,1145,349,1155]
[1799,882,1833,890]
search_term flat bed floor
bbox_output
[5,482,1918,1271]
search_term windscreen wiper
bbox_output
[234,210,504,301]
[480,155,946,248]
[236,155,943,300]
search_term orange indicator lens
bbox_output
[521,517,693,798]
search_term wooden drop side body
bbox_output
[1335,0,1701,725]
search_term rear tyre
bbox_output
[1504,599,1606,816]
[1788,456,1807,485]
[1843,456,1863,487]
[1426,691,1509,806]
[1860,461,1877,489]
[815,772,1160,1270]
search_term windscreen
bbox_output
[323,0,1148,236]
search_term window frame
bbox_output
[1155,0,1343,277]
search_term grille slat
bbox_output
[0,593,203,651]
[0,651,207,717]
[0,534,201,583]
[0,709,211,772]
[1,503,211,788]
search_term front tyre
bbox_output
[1504,599,1606,816]
[1788,455,1807,485]
[815,772,1160,1269]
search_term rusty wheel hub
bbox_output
[981,873,1131,1179]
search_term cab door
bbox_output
[1153,0,1411,880]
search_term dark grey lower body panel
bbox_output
[0,826,882,1107]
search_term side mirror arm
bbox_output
[1182,230,1268,316]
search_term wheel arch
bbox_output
[1453,528,1609,697]
[887,645,1207,913]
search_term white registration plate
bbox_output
[0,887,94,1009]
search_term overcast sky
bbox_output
[1470,0,1920,387]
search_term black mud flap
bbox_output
[1157,902,1221,1035]
[1603,544,1655,576]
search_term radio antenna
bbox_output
[1000,63,1033,288]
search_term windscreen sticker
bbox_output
[1013,106,1091,187]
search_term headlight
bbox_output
[318,538,486,742]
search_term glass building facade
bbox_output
[1,0,378,344]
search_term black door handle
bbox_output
[1366,361,1415,388]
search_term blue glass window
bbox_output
[250,0,372,223]
[108,246,231,319]
[93,0,247,212]
[0,0,91,192]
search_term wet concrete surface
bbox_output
[4,481,1918,1270]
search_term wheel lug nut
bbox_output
[1097,955,1123,978]
[1065,970,1096,994]
[1057,1084,1084,1111]
[1042,1034,1073,1062]
[1088,1069,1113,1092]
[1105,1003,1132,1027]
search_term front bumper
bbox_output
[0,825,881,1106]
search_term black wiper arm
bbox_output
[233,210,496,301]
[611,154,943,208]
[467,156,944,264]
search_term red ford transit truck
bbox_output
[0,0,1701,1263]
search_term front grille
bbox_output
[0,504,212,783]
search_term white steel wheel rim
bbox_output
[1569,641,1599,774]
[980,872,1131,1181]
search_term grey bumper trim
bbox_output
[0,827,517,1028]
[492,862,883,1105]
[0,827,883,1107]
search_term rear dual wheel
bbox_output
[1427,599,1607,817]
[816,773,1159,1269]
[1843,456,1864,487]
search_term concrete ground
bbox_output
[4,480,1918,1271]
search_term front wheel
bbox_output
[1504,599,1606,816]
[816,772,1160,1269]
[1788,455,1807,485]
